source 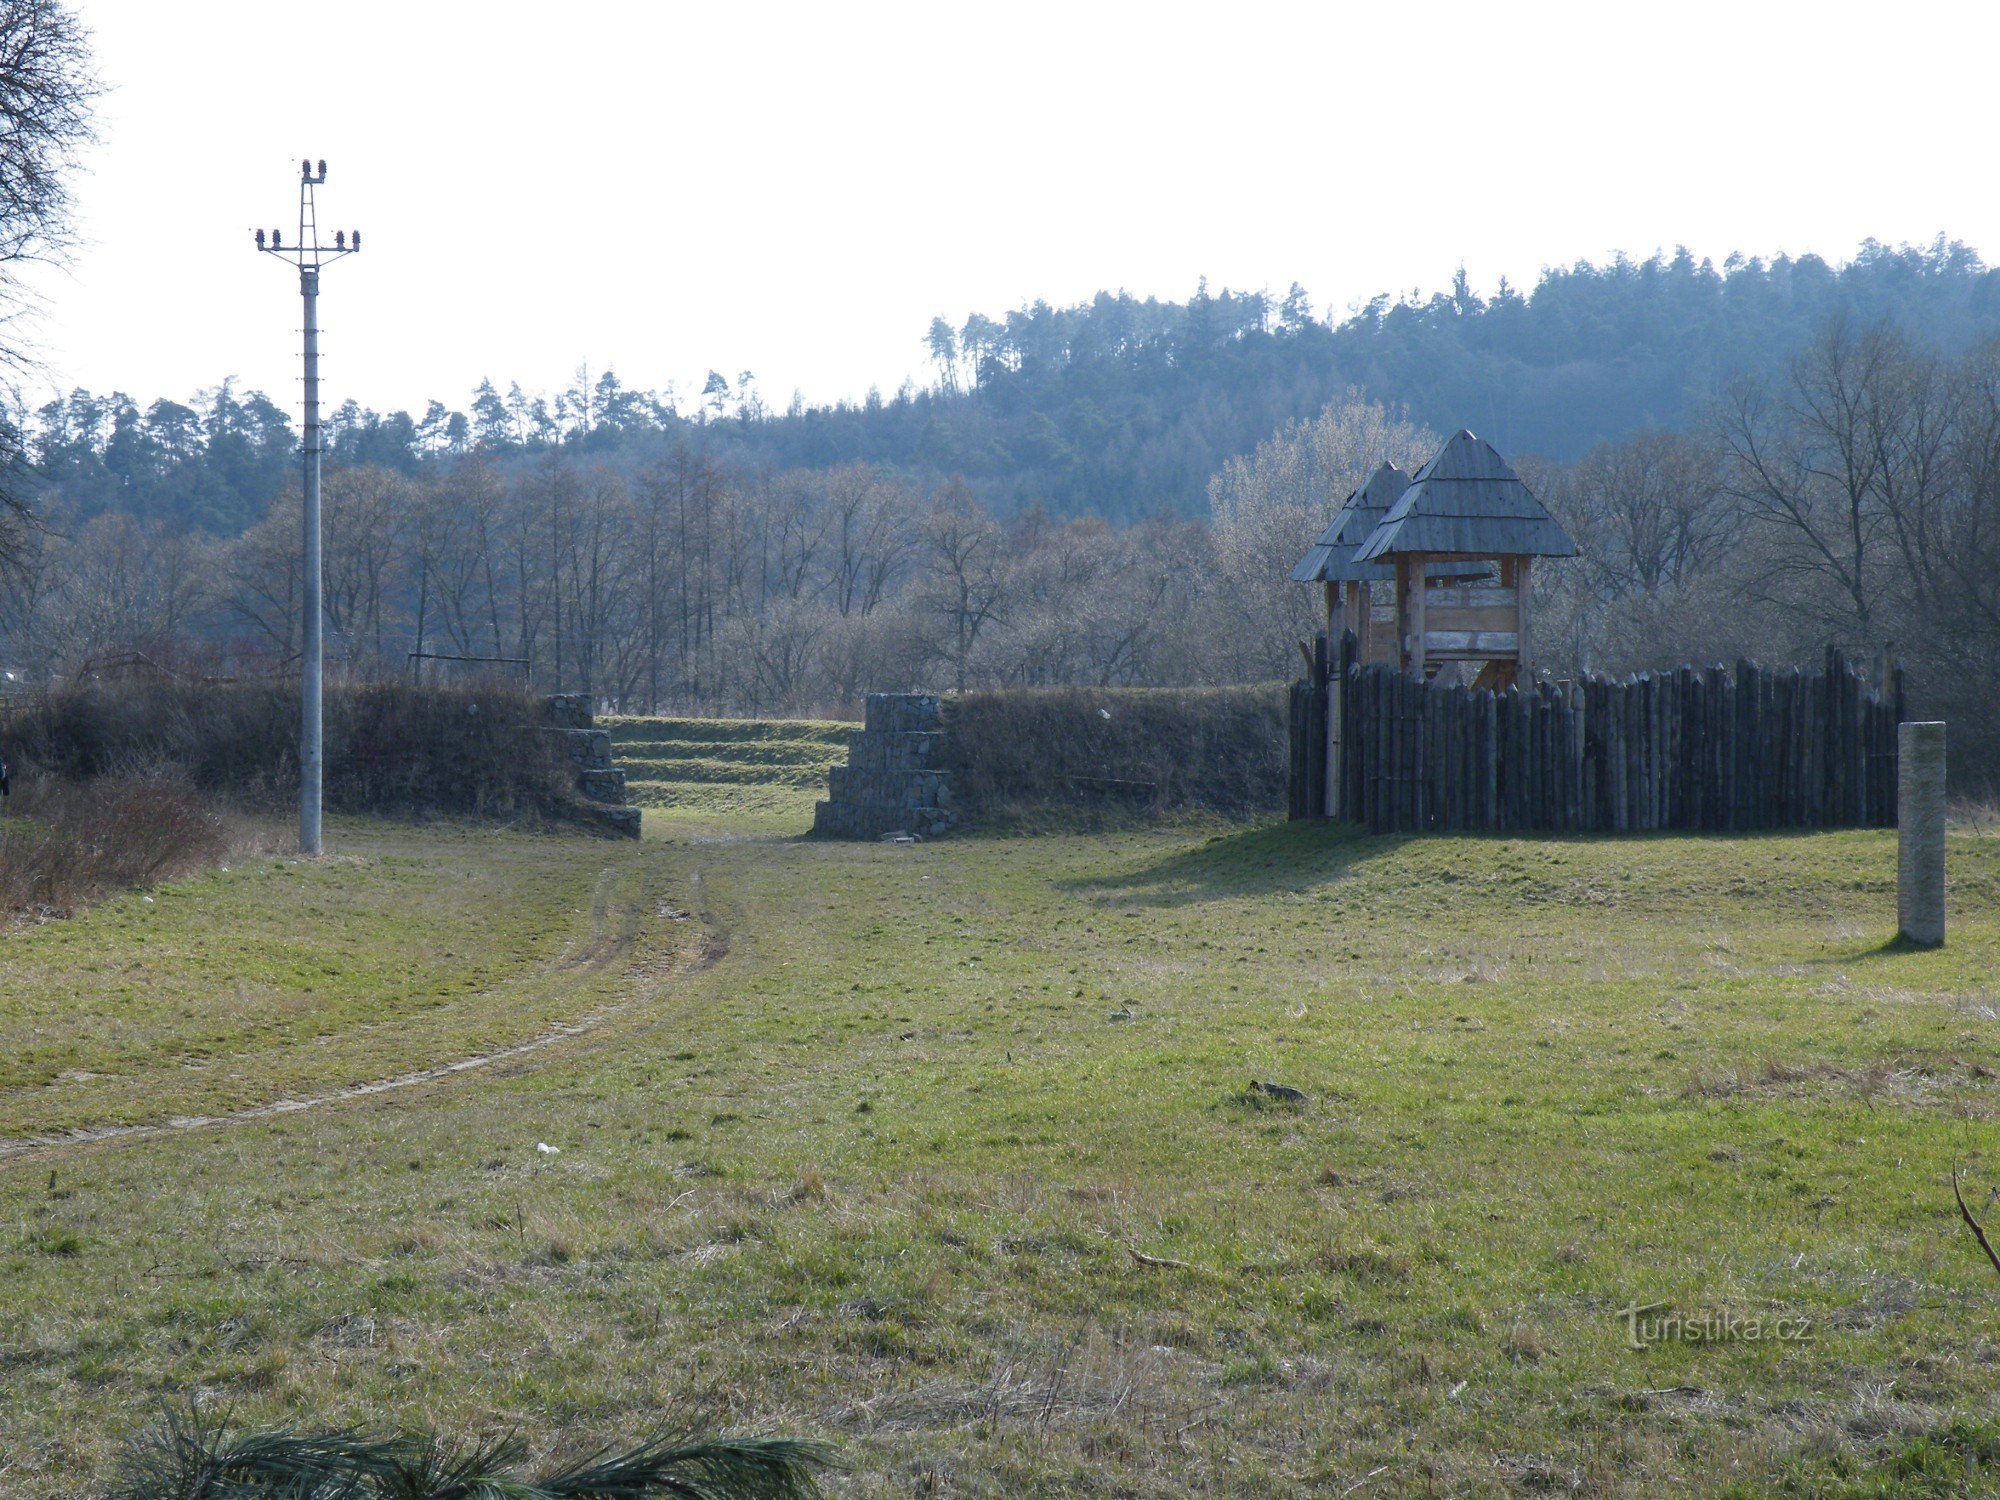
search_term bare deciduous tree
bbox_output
[916,482,1005,691]
[0,0,95,572]
[1719,322,1934,638]
[1207,392,1436,680]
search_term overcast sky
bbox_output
[18,0,1998,422]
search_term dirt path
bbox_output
[0,858,728,1167]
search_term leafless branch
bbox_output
[1954,1161,2000,1282]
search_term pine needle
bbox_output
[109,1408,836,1500]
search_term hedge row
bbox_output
[5,680,580,821]
[939,684,1286,821]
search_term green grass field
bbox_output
[4,791,2000,1495]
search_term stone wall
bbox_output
[542,694,641,836]
[812,693,956,839]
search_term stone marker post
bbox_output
[1897,721,1946,947]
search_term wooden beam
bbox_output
[1423,585,1519,612]
[1345,581,1369,659]
[1516,556,1534,679]
[1395,554,1428,676]
[1423,630,1521,658]
[1326,641,1343,818]
[1426,605,1522,634]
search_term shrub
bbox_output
[6,680,579,821]
[0,775,239,915]
[940,684,1286,823]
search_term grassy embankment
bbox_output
[2,778,2000,1494]
[603,715,854,831]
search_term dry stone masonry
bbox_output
[812,693,956,839]
[543,693,642,837]
[1898,720,1946,946]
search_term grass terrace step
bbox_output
[601,716,855,747]
[618,755,836,788]
[622,780,832,817]
[599,715,858,829]
[608,742,844,772]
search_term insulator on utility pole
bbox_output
[253,158,364,857]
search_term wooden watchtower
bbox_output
[1291,461,1487,667]
[1350,430,1575,689]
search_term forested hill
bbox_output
[29,238,2000,532]
[847,239,2000,516]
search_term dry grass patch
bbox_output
[1682,1053,1996,1103]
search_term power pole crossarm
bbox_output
[254,157,362,857]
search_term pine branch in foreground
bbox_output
[108,1408,837,1500]
[532,1435,838,1499]
[108,1404,395,1498]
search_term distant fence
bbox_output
[1290,636,1904,834]
[407,651,532,688]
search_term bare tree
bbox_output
[1526,432,1747,673]
[829,466,915,618]
[222,491,302,663]
[1719,321,1929,640]
[765,471,830,602]
[985,513,1170,687]
[1570,430,1733,597]
[0,1,94,270]
[321,465,410,673]
[557,467,634,699]
[915,482,1005,691]
[1206,392,1436,679]
[635,461,672,709]
[1935,340,2000,649]
[421,455,510,659]
[0,0,95,570]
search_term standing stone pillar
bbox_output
[1897,721,1946,947]
[812,694,956,840]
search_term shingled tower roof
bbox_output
[1353,430,1576,562]
[1290,462,1411,583]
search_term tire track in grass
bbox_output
[0,859,727,1166]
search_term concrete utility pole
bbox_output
[256,160,360,856]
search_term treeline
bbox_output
[8,323,2000,789]
[0,446,1224,716]
[25,238,2000,536]
[1225,329,2000,789]
[1534,317,2000,784]
[0,395,1433,716]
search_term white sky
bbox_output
[17,0,2000,422]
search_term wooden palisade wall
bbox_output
[1286,637,1903,834]
[1287,636,1331,820]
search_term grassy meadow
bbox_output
[3,776,2000,1494]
